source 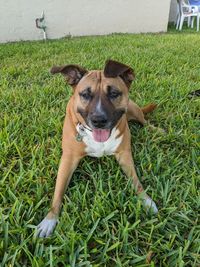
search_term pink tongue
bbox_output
[92,129,111,142]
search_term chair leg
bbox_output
[188,17,191,27]
[176,14,180,30]
[179,15,185,30]
[191,17,194,28]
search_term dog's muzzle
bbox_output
[90,113,108,129]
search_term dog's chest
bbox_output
[76,124,123,157]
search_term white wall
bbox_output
[0,0,171,43]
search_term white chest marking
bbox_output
[76,124,123,157]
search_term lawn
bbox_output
[0,31,200,267]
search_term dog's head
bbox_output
[51,60,135,142]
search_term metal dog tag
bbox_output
[76,133,83,142]
[76,123,87,142]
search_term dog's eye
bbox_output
[107,88,122,99]
[79,88,93,101]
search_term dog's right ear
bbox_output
[50,65,88,87]
[104,60,135,89]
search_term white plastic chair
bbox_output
[176,0,200,31]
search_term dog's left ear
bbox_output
[50,64,88,87]
[104,60,135,89]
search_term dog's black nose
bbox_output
[90,114,108,128]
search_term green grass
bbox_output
[0,30,200,267]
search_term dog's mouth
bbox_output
[92,128,111,142]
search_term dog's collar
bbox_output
[76,123,92,142]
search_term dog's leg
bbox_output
[37,153,81,237]
[127,100,146,125]
[127,100,164,133]
[115,150,158,213]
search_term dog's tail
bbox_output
[141,103,157,114]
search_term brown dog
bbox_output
[37,60,158,237]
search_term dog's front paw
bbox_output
[143,196,158,214]
[37,218,58,238]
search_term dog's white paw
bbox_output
[143,196,158,214]
[37,218,58,238]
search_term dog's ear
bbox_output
[104,60,135,89]
[50,65,88,86]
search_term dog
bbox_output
[37,60,159,238]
